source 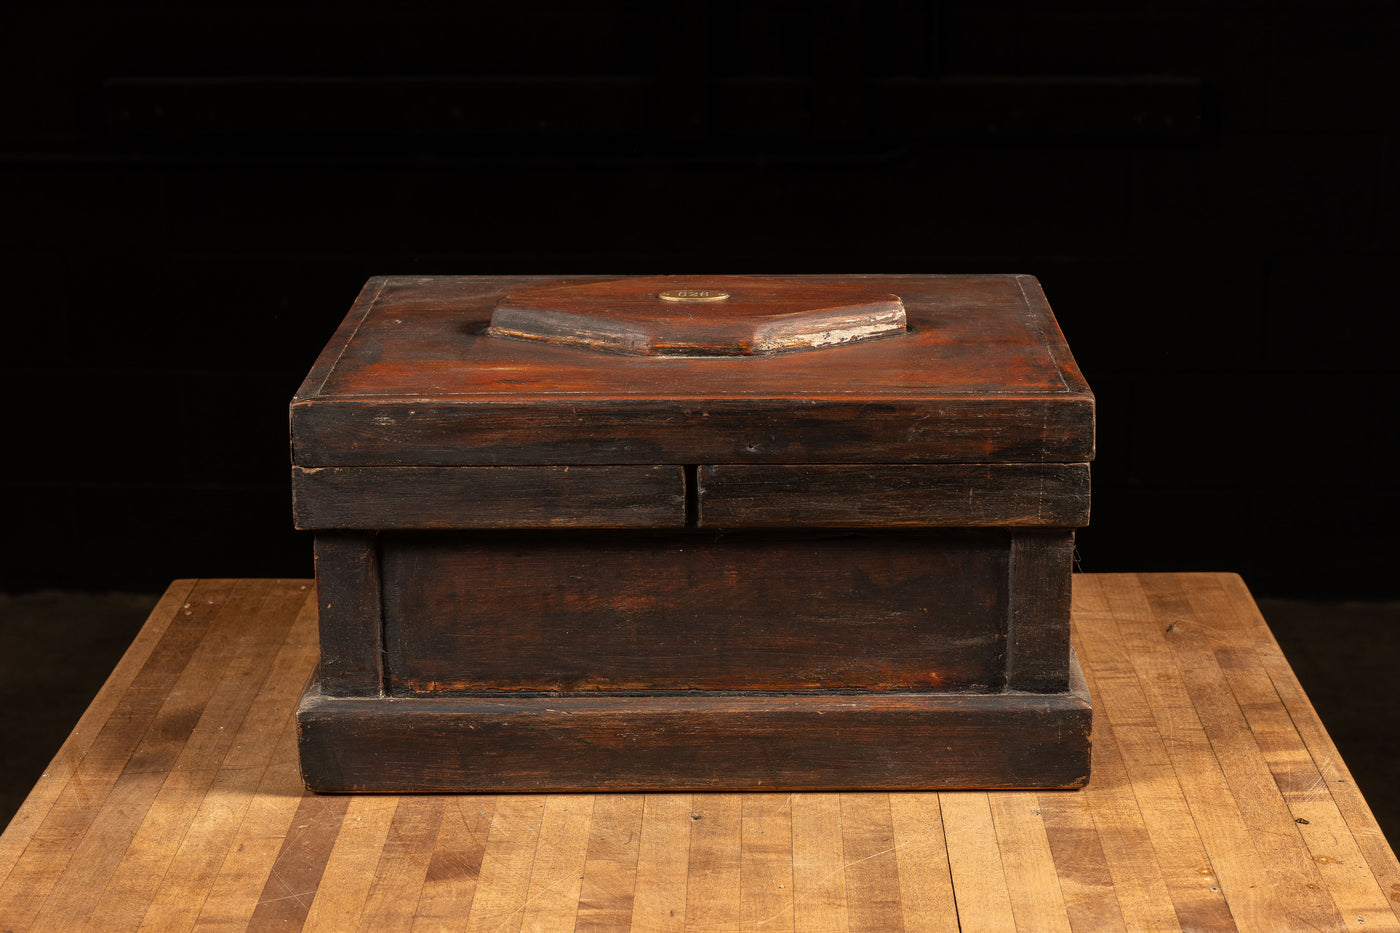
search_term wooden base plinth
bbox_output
[296,651,1091,793]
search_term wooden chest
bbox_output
[291,274,1095,792]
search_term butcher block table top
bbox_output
[2,573,1397,932]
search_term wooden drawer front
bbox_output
[698,463,1089,528]
[381,531,1010,696]
[292,465,685,530]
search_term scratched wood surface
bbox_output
[289,275,1096,468]
[1,574,1397,932]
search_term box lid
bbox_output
[290,274,1094,467]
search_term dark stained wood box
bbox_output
[291,274,1095,792]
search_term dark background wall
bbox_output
[2,1,1396,600]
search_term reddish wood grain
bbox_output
[380,530,1011,696]
[287,274,1096,795]
[289,274,1094,467]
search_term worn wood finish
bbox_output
[311,534,382,697]
[293,395,1094,466]
[698,462,1090,527]
[293,463,1089,530]
[293,464,686,530]
[290,273,1095,793]
[3,575,1397,931]
[490,275,907,356]
[1007,531,1076,692]
[289,274,1094,467]
[380,530,1010,696]
[298,671,1092,792]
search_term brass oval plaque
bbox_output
[658,289,730,302]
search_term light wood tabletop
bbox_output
[1,573,1396,931]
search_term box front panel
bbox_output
[381,530,1010,696]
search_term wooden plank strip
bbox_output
[296,686,1091,792]
[576,795,645,933]
[355,797,447,933]
[410,797,499,932]
[6,580,259,930]
[987,793,1072,932]
[247,795,350,929]
[80,580,239,778]
[302,795,400,931]
[1064,657,1178,933]
[1006,531,1074,691]
[190,706,309,931]
[1109,573,1316,930]
[697,463,1090,528]
[1138,574,1350,932]
[841,793,905,933]
[12,770,167,930]
[1190,574,1400,929]
[463,796,548,933]
[791,793,851,933]
[516,795,594,933]
[0,579,223,925]
[313,533,383,697]
[1072,575,1238,932]
[887,793,957,933]
[122,580,284,775]
[0,579,195,885]
[685,794,743,932]
[291,396,1096,468]
[1224,573,1400,921]
[941,794,1016,933]
[294,465,687,530]
[167,580,311,769]
[83,768,219,931]
[81,580,311,930]
[1034,790,1128,933]
[216,582,318,773]
[629,794,690,933]
[133,766,266,932]
[740,794,795,932]
[1258,663,1400,927]
[188,590,317,930]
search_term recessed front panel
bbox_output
[381,531,1010,696]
